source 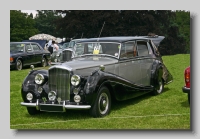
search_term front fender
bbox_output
[83,70,112,105]
[21,70,48,102]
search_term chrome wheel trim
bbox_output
[17,60,22,70]
[42,58,46,67]
[157,80,163,94]
[98,92,109,115]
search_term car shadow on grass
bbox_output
[111,87,170,111]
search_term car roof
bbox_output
[76,36,150,43]
[10,42,40,44]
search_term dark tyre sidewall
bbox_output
[153,79,164,95]
[16,59,22,70]
[188,93,190,105]
[27,107,39,115]
[90,86,111,118]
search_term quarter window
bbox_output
[137,41,149,56]
[120,41,137,59]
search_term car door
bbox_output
[31,43,43,64]
[119,41,141,85]
[24,44,35,66]
[136,40,154,86]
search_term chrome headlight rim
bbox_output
[35,73,45,85]
[71,75,81,86]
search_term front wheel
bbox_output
[90,86,111,118]
[15,59,22,70]
[41,57,47,67]
[152,79,164,95]
[188,93,190,105]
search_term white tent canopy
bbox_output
[29,33,56,41]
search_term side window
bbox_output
[137,41,149,56]
[32,44,41,51]
[120,41,137,59]
[26,44,33,52]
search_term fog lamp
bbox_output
[73,88,79,95]
[74,95,81,103]
[48,91,57,101]
[26,93,33,101]
[38,87,43,93]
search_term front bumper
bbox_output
[10,62,15,69]
[182,86,190,93]
[21,99,91,112]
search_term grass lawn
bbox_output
[10,54,190,129]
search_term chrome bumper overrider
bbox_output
[21,99,91,112]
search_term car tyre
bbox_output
[90,86,111,118]
[27,107,39,115]
[188,93,190,105]
[15,59,22,70]
[153,79,164,95]
[41,57,47,67]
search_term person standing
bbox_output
[52,40,59,51]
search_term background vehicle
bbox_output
[20,36,173,117]
[10,42,51,70]
[182,66,190,104]
[51,38,87,64]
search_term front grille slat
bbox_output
[62,50,72,62]
[49,68,70,101]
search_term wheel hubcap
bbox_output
[17,61,22,70]
[98,92,109,115]
[157,81,163,93]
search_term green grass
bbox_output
[10,54,190,129]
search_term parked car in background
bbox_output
[10,42,51,70]
[51,38,87,65]
[62,42,70,49]
[20,36,173,117]
[22,40,47,49]
[182,66,190,104]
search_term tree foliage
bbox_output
[55,10,189,55]
[10,10,38,42]
[34,10,62,37]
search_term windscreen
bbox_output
[74,42,121,58]
[10,43,25,53]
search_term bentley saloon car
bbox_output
[20,36,173,117]
[182,66,190,104]
[10,42,51,70]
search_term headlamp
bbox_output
[71,75,81,86]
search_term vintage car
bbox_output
[182,66,190,104]
[20,36,173,117]
[10,42,51,70]
[50,39,87,65]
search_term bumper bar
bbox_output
[21,99,91,112]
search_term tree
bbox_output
[55,10,187,55]
[34,10,62,37]
[10,10,38,42]
[174,10,190,53]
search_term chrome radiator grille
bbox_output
[48,67,70,101]
[62,50,72,62]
